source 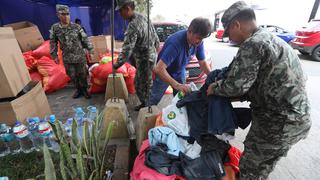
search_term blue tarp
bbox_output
[0,0,126,40]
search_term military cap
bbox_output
[115,0,134,10]
[221,1,252,37]
[56,4,70,14]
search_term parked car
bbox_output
[153,22,211,85]
[259,25,295,43]
[290,19,320,61]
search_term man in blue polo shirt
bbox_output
[149,17,212,105]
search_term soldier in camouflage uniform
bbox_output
[207,1,311,179]
[50,4,94,99]
[113,0,160,111]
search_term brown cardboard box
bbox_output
[115,40,123,50]
[4,21,44,52]
[88,35,112,63]
[0,81,52,126]
[0,27,31,98]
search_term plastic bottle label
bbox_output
[14,127,29,139]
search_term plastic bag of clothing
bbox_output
[162,93,190,137]
[37,56,70,93]
[32,40,52,59]
[23,51,37,72]
[124,63,136,94]
[130,140,184,180]
[30,71,43,82]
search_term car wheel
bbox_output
[311,46,320,62]
[298,50,309,55]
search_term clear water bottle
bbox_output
[38,120,59,152]
[0,124,11,157]
[64,118,73,137]
[27,117,43,151]
[74,107,85,140]
[47,115,60,152]
[0,124,20,155]
[13,121,35,153]
[87,106,98,133]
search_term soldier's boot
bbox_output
[73,88,82,99]
[82,88,92,99]
[134,103,145,111]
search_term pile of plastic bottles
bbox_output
[0,106,99,157]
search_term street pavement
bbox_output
[204,37,320,180]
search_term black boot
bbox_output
[82,88,92,99]
[134,103,145,111]
[72,89,82,99]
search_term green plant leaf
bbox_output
[100,120,115,179]
[88,169,97,180]
[59,149,68,180]
[76,144,86,180]
[43,144,57,180]
[61,142,77,178]
[72,119,80,151]
[83,121,90,156]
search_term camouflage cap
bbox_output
[115,0,134,10]
[221,1,251,37]
[56,4,70,14]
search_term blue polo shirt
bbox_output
[158,30,205,79]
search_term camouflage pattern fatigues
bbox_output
[50,22,93,89]
[211,28,311,179]
[114,13,160,105]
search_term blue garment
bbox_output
[149,75,185,105]
[148,127,183,156]
[158,30,205,79]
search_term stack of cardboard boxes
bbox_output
[0,24,51,126]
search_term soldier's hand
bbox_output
[174,83,191,95]
[207,83,215,96]
[54,57,59,64]
[113,63,120,70]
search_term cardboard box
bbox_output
[0,81,52,126]
[4,21,44,52]
[115,40,123,49]
[88,35,112,63]
[0,27,31,98]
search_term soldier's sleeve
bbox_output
[79,27,94,53]
[49,25,58,60]
[116,23,138,67]
[212,42,265,97]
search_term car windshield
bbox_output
[303,20,320,31]
[154,23,188,42]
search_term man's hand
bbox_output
[54,57,59,64]
[174,83,191,95]
[207,83,215,96]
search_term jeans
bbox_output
[149,74,185,105]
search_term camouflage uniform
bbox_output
[114,12,159,105]
[211,1,311,179]
[50,5,93,91]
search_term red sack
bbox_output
[30,71,43,82]
[89,83,105,94]
[23,51,37,72]
[130,140,184,180]
[32,40,52,59]
[33,41,64,66]
[124,63,136,94]
[37,56,70,93]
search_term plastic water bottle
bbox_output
[27,117,43,151]
[39,120,59,152]
[0,124,11,157]
[13,121,35,153]
[87,106,98,123]
[0,124,20,155]
[64,118,73,137]
[47,115,60,152]
[74,107,85,140]
[189,82,198,91]
[87,106,98,133]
